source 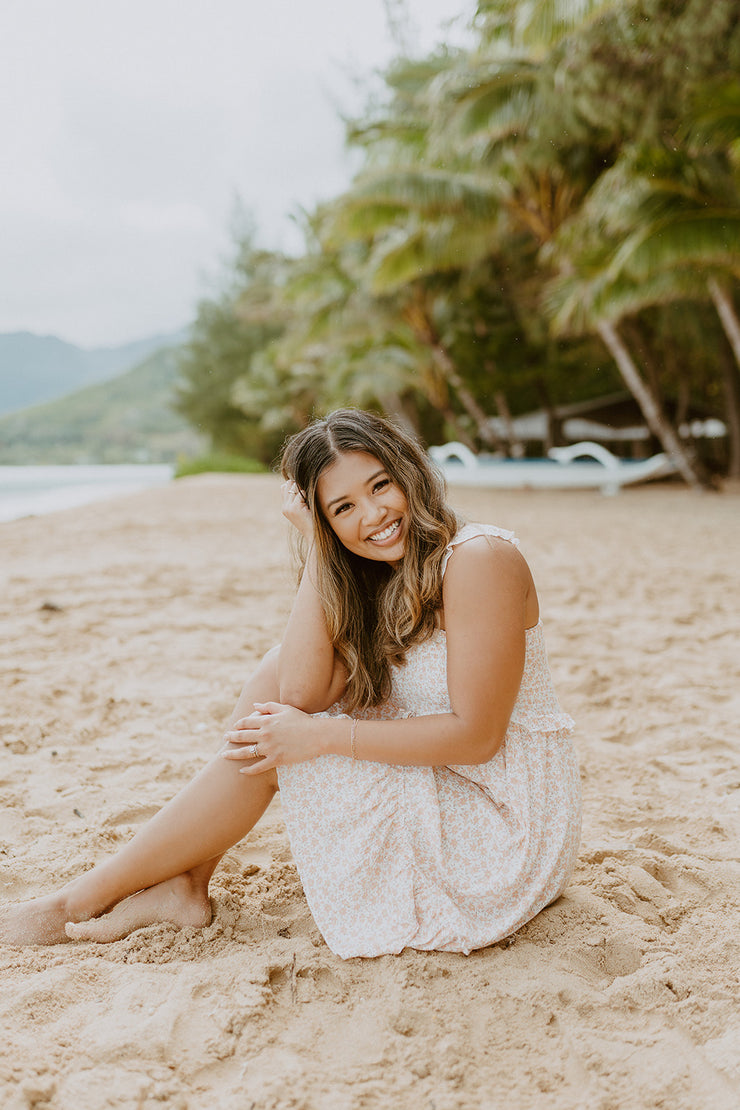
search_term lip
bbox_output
[366,517,403,545]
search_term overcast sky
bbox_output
[0,0,473,348]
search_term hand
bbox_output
[281,480,314,542]
[221,702,321,775]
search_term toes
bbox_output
[65,919,107,942]
[65,921,89,940]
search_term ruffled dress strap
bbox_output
[441,522,520,576]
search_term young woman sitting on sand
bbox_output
[1,409,581,956]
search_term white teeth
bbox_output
[369,520,400,542]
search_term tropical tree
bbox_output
[323,0,709,479]
[546,76,740,478]
[175,232,290,461]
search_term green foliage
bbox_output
[174,230,289,464]
[174,452,266,478]
[173,0,740,477]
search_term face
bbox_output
[316,450,409,565]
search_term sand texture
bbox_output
[1,475,739,1109]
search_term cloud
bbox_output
[0,0,473,344]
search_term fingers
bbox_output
[223,722,259,742]
[226,703,286,738]
[280,480,305,505]
[239,760,276,776]
[221,742,276,774]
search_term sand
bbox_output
[1,474,738,1110]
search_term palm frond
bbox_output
[325,201,412,244]
[346,118,430,151]
[368,220,497,293]
[476,0,618,48]
[684,78,740,151]
[614,212,740,281]
[344,169,502,220]
[454,84,538,143]
[544,265,710,337]
[516,0,620,48]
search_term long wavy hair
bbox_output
[280,409,459,712]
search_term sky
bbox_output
[0,0,473,348]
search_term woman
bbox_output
[0,409,581,956]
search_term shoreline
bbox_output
[1,475,738,1109]
[0,462,173,523]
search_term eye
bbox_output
[372,478,390,493]
[333,501,352,516]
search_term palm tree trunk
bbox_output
[429,343,499,449]
[596,320,704,489]
[707,277,740,478]
[402,295,498,449]
[494,389,525,457]
[440,405,478,450]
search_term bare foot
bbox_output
[0,891,79,946]
[64,874,212,943]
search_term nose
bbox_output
[361,496,385,527]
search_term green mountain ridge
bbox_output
[0,328,187,416]
[0,345,207,465]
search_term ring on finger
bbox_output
[248,742,259,759]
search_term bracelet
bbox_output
[350,718,358,760]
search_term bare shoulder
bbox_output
[443,534,538,625]
[445,534,530,585]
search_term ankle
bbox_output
[59,877,103,924]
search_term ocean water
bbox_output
[0,464,174,523]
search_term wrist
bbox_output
[313,716,336,757]
[323,717,349,758]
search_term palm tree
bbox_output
[565,139,740,477]
[326,4,708,479]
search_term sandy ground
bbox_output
[0,474,738,1110]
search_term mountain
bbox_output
[0,329,187,417]
[0,344,207,464]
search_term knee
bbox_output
[222,742,280,794]
[257,644,280,682]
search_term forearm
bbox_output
[318,711,505,767]
[277,548,339,712]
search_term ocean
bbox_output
[0,464,174,523]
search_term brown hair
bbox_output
[280,409,459,712]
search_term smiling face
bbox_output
[316,450,409,565]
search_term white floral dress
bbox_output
[277,523,582,959]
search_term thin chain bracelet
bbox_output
[350,718,358,759]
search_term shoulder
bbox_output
[444,533,529,589]
[443,524,535,610]
[442,522,522,574]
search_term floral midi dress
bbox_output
[277,523,582,959]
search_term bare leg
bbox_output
[0,648,281,946]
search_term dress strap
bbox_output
[441,522,520,576]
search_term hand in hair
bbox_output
[281,480,313,542]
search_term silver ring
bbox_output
[249,742,259,759]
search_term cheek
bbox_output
[322,512,345,541]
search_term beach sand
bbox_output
[1,475,738,1109]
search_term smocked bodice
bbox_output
[389,621,573,736]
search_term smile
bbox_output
[368,519,402,543]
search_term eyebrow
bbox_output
[325,469,388,510]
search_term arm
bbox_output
[227,536,535,770]
[276,482,347,713]
[327,536,531,764]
